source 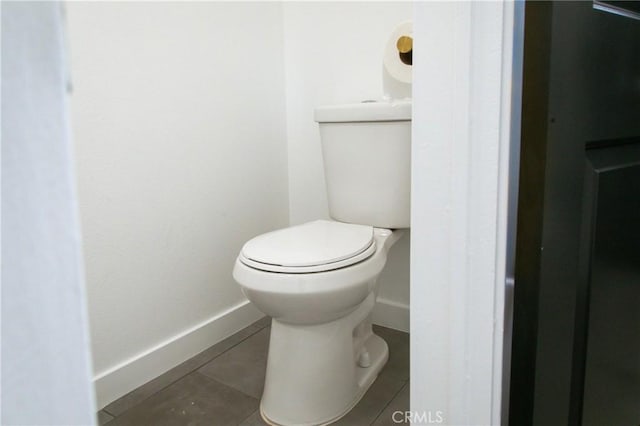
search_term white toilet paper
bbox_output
[383,20,413,100]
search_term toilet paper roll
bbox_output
[383,20,413,84]
[382,20,412,100]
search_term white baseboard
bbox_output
[373,297,409,333]
[93,300,263,409]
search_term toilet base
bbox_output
[259,293,389,426]
[260,332,388,426]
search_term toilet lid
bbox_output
[239,220,375,273]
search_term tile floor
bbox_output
[97,317,409,426]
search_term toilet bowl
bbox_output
[233,220,403,425]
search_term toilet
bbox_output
[233,99,411,425]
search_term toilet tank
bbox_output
[314,101,411,229]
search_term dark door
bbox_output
[509,2,640,425]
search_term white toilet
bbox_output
[233,99,411,425]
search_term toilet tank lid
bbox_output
[314,100,411,123]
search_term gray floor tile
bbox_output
[198,327,270,399]
[104,322,264,416]
[372,382,410,425]
[333,373,405,426]
[252,316,271,329]
[107,372,258,426]
[374,325,409,382]
[238,410,269,426]
[97,409,114,425]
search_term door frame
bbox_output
[411,2,524,424]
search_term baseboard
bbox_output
[372,297,409,333]
[93,300,263,409]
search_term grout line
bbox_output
[202,326,268,369]
[369,381,408,425]
[254,316,272,330]
[98,410,115,426]
[101,321,267,419]
[236,409,260,426]
[158,323,265,381]
[193,369,263,400]
[102,406,118,418]
[196,348,269,401]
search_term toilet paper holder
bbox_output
[396,35,413,66]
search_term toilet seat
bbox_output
[239,220,376,273]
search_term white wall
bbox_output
[67,2,412,407]
[282,2,412,330]
[66,2,289,407]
